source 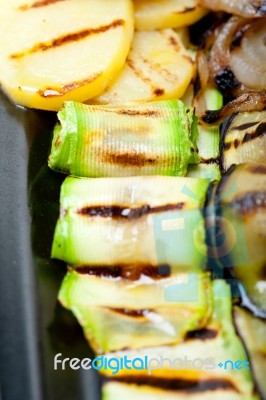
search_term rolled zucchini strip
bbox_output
[101,281,258,399]
[234,307,266,399]
[187,86,223,181]
[59,271,212,353]
[209,163,266,313]
[52,176,208,270]
[48,100,198,178]
[222,111,266,172]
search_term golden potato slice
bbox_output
[134,0,208,30]
[93,29,195,104]
[0,0,134,110]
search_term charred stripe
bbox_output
[38,72,103,97]
[242,122,266,143]
[10,19,125,59]
[18,0,65,10]
[77,203,185,219]
[185,328,218,341]
[74,265,171,281]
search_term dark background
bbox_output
[0,92,100,400]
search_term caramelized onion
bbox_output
[209,17,266,93]
[209,16,251,79]
[201,91,266,124]
[229,19,266,90]
[199,0,266,17]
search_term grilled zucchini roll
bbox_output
[101,281,259,399]
[188,86,223,181]
[52,175,208,270]
[210,163,266,314]
[222,111,266,171]
[59,270,212,353]
[234,307,266,399]
[48,100,198,178]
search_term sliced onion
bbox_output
[199,0,266,17]
[201,91,266,124]
[197,50,210,89]
[230,19,266,90]
[209,16,250,78]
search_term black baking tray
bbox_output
[0,92,101,400]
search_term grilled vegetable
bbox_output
[210,163,266,314]
[48,100,199,178]
[59,271,212,352]
[188,86,223,181]
[93,29,195,104]
[52,175,208,269]
[199,0,266,18]
[222,110,266,172]
[234,307,266,399]
[103,381,257,400]
[101,281,259,399]
[0,0,134,111]
[134,0,208,30]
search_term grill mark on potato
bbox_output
[114,376,238,393]
[77,202,185,219]
[141,57,178,85]
[107,308,152,318]
[185,328,218,341]
[154,88,165,96]
[38,72,103,97]
[127,58,164,97]
[74,265,171,281]
[183,54,194,65]
[18,0,65,10]
[10,19,125,59]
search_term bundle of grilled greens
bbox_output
[48,97,266,399]
[1,1,265,399]
[47,2,266,399]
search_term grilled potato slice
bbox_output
[0,0,134,111]
[93,29,195,104]
[134,0,208,30]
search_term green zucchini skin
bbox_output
[100,281,259,400]
[188,86,223,182]
[51,175,208,270]
[48,100,198,178]
[59,271,212,353]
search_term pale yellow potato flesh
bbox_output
[93,29,195,104]
[134,0,208,30]
[0,0,134,111]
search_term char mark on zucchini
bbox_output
[9,19,125,59]
[242,122,266,143]
[185,328,218,341]
[77,203,185,219]
[107,308,152,318]
[74,265,171,280]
